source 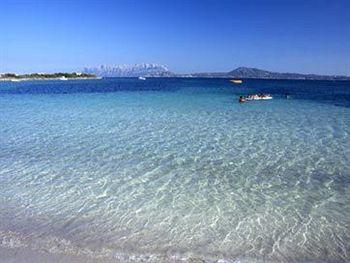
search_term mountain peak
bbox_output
[228,67,271,78]
[84,63,173,77]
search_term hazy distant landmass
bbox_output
[83,63,175,77]
[84,64,350,80]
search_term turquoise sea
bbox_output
[0,78,349,262]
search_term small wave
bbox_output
[0,230,284,263]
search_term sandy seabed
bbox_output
[0,247,116,263]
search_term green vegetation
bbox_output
[0,72,96,80]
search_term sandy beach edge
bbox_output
[0,77,102,82]
[0,246,116,263]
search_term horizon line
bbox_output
[1,65,349,77]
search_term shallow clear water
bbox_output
[0,78,350,262]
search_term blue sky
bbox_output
[1,0,349,75]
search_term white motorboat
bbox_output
[245,95,273,101]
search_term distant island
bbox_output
[186,67,350,80]
[0,72,98,81]
[84,64,350,80]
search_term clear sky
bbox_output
[1,0,349,75]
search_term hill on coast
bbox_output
[186,67,350,80]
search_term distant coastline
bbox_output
[2,67,350,81]
[0,72,100,82]
[84,64,350,80]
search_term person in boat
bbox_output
[239,96,246,103]
[248,94,258,100]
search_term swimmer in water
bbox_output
[239,96,246,103]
